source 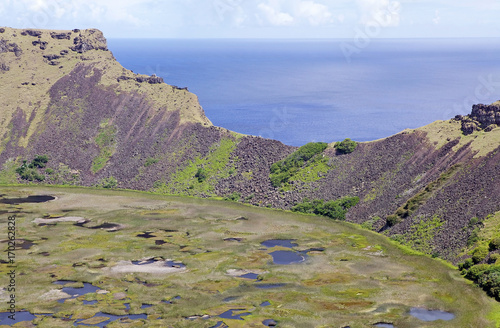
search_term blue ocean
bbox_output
[108,38,500,146]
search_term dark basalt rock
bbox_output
[0,28,5,33]
[60,49,69,56]
[70,29,108,53]
[43,54,61,61]
[117,75,132,82]
[50,32,71,40]
[135,75,164,84]
[0,63,9,72]
[456,103,500,134]
[21,29,42,37]
[32,40,48,50]
[0,40,22,56]
[119,75,164,84]
[48,61,60,66]
[173,85,188,91]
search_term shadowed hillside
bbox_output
[1,27,500,263]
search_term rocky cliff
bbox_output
[456,103,500,134]
[1,27,500,263]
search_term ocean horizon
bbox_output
[108,38,500,146]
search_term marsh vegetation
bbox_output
[0,186,498,327]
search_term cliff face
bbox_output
[456,103,500,134]
[1,27,500,261]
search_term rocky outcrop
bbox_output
[50,32,71,40]
[117,74,164,84]
[21,29,43,37]
[71,29,108,53]
[0,39,22,56]
[43,54,61,61]
[456,103,500,134]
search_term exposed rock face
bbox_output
[0,39,22,56]
[470,103,500,127]
[118,74,164,84]
[456,103,500,134]
[71,29,108,53]
[50,32,71,40]
[21,29,43,37]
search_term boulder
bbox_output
[21,29,42,37]
[50,32,71,40]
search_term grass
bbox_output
[270,142,329,189]
[154,138,238,196]
[91,123,117,173]
[417,119,500,158]
[388,164,461,224]
[401,215,444,254]
[0,185,497,327]
[0,159,18,184]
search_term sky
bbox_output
[1,0,499,38]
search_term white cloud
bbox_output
[295,1,333,26]
[432,9,440,25]
[356,0,401,27]
[257,2,295,26]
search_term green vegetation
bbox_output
[334,138,357,154]
[224,191,241,202]
[15,155,49,182]
[489,237,500,251]
[96,176,118,188]
[270,142,328,188]
[195,168,207,183]
[47,163,80,185]
[154,138,238,196]
[360,216,382,230]
[291,196,359,220]
[459,211,500,302]
[403,215,444,254]
[387,165,461,224]
[0,185,497,327]
[91,122,117,173]
[144,157,159,167]
[0,159,18,184]
[461,264,500,301]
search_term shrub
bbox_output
[469,217,479,227]
[489,237,500,251]
[270,142,328,187]
[195,168,207,183]
[472,246,489,264]
[334,138,357,154]
[464,264,490,280]
[32,155,49,168]
[224,192,241,202]
[467,227,480,246]
[144,157,159,167]
[97,176,118,189]
[291,196,359,221]
[386,215,400,227]
[16,158,47,182]
[459,258,474,271]
[489,253,499,264]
